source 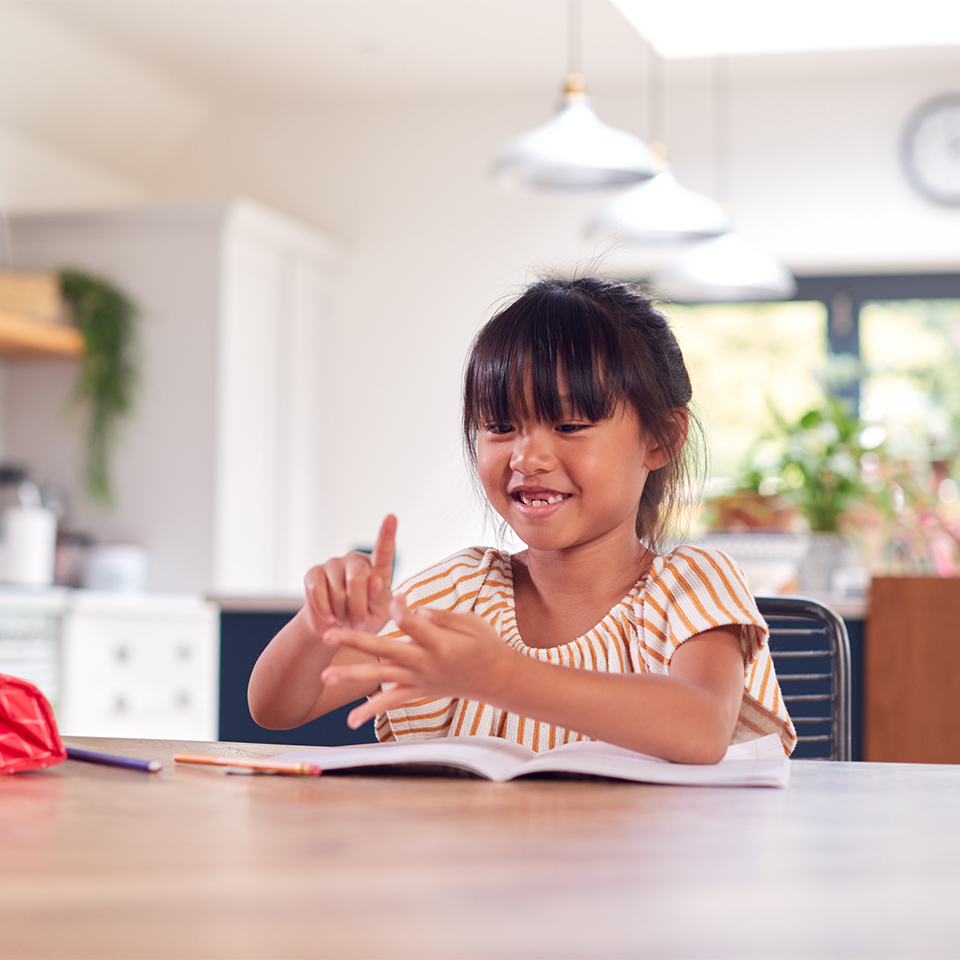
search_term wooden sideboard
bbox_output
[865,576,960,763]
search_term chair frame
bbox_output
[755,595,852,762]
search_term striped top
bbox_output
[374,545,797,755]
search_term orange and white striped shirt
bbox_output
[374,545,797,755]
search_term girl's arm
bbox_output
[247,516,397,730]
[320,598,745,764]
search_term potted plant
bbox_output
[774,399,877,590]
[58,270,138,505]
[706,397,882,591]
[703,467,802,534]
[768,398,873,532]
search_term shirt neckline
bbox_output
[497,549,664,653]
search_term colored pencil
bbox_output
[66,747,163,773]
[174,753,322,776]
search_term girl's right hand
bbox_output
[302,515,398,637]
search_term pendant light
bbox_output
[490,2,655,190]
[589,154,729,243]
[587,48,728,243]
[653,232,796,301]
[650,57,795,301]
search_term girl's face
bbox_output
[476,393,671,556]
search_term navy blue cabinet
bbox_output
[846,616,864,761]
[218,610,378,746]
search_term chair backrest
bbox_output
[754,596,852,761]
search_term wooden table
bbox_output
[2,737,960,959]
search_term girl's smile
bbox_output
[510,488,572,514]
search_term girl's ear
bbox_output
[644,409,689,471]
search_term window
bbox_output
[860,298,960,461]
[671,301,827,480]
[668,274,960,485]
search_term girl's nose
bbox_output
[509,427,554,475]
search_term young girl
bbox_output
[248,277,796,763]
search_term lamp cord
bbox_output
[566,0,582,78]
[647,39,664,150]
[713,54,729,208]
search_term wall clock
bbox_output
[901,94,960,206]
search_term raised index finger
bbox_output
[369,514,398,584]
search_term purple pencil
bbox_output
[66,747,163,773]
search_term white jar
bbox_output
[0,506,58,586]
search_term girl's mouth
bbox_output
[512,490,571,507]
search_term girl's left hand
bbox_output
[320,596,512,729]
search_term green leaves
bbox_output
[58,269,138,505]
[739,398,872,533]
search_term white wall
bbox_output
[1,26,959,589]
[162,99,613,579]
[4,208,223,591]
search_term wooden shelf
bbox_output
[0,310,83,359]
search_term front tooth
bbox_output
[521,494,566,506]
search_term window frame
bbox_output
[793,272,960,405]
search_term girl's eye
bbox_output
[556,422,590,434]
[484,423,514,435]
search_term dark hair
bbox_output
[462,277,702,551]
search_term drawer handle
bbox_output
[114,646,130,663]
[113,696,128,714]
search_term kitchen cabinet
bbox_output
[215,598,377,747]
[4,200,338,595]
[1,590,365,744]
[59,592,219,740]
[0,589,219,740]
[0,589,69,704]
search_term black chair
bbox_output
[755,596,852,761]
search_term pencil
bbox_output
[66,747,163,773]
[173,754,322,776]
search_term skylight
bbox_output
[610,0,960,59]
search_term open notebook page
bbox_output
[275,733,789,787]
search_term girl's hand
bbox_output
[302,515,398,637]
[320,595,514,729]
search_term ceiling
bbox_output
[19,0,646,103]
[17,0,960,107]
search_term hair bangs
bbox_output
[464,288,626,442]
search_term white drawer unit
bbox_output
[58,593,219,740]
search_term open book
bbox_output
[275,733,789,788]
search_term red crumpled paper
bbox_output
[0,673,66,774]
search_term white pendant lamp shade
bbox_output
[652,233,797,302]
[588,170,730,243]
[491,78,656,190]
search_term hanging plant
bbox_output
[57,269,138,505]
